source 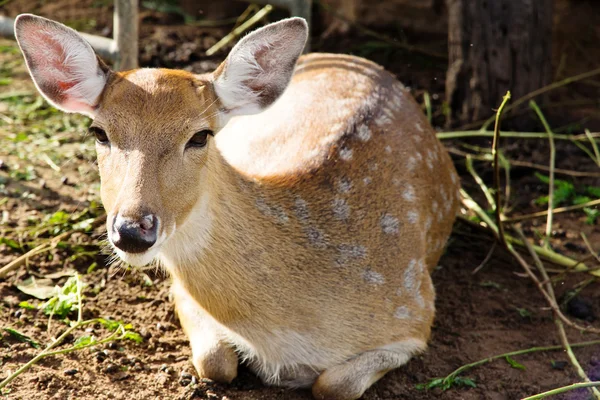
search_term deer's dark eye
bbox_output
[89,127,109,145]
[186,130,213,149]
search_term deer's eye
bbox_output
[89,127,109,145]
[186,130,213,149]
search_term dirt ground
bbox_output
[2,1,600,400]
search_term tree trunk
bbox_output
[445,0,553,127]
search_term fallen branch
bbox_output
[437,130,600,141]
[522,382,600,400]
[206,5,273,56]
[517,228,600,399]
[426,339,600,392]
[447,147,600,178]
[503,199,600,222]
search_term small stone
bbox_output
[96,350,108,362]
[551,360,568,370]
[179,378,192,387]
[200,378,214,385]
[139,328,151,339]
[39,179,47,189]
[0,160,7,171]
[13,310,22,318]
[566,297,596,322]
[104,363,119,374]
[106,342,118,350]
[60,176,69,185]
[180,372,193,380]
[63,369,78,376]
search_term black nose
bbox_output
[111,214,158,253]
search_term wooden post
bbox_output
[445,0,553,127]
[114,0,139,70]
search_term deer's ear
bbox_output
[14,14,111,118]
[213,18,308,118]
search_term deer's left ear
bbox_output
[212,18,308,118]
[15,14,111,118]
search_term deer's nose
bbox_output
[111,214,158,253]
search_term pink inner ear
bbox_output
[32,31,79,88]
[17,18,106,115]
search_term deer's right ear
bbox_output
[14,14,111,118]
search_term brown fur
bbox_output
[17,14,460,399]
[92,54,459,399]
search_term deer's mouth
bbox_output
[111,230,167,267]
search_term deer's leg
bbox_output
[172,281,238,382]
[312,339,426,400]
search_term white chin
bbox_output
[114,247,160,267]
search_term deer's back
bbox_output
[173,53,460,367]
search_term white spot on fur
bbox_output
[432,200,439,213]
[336,177,352,193]
[305,227,327,249]
[426,158,434,170]
[363,269,385,285]
[256,197,289,224]
[415,123,424,133]
[380,213,400,234]
[406,156,417,171]
[363,177,372,186]
[394,306,411,319]
[375,114,392,127]
[414,290,426,308]
[451,172,458,185]
[392,94,403,108]
[416,152,423,162]
[294,198,309,221]
[402,184,415,201]
[404,259,426,306]
[407,211,419,224]
[332,198,350,221]
[357,124,371,141]
[368,162,378,171]
[336,244,367,266]
[385,145,392,154]
[417,259,426,274]
[425,215,432,231]
[339,147,353,161]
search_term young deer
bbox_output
[16,14,460,399]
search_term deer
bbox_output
[15,13,460,400]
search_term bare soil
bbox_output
[2,2,600,400]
